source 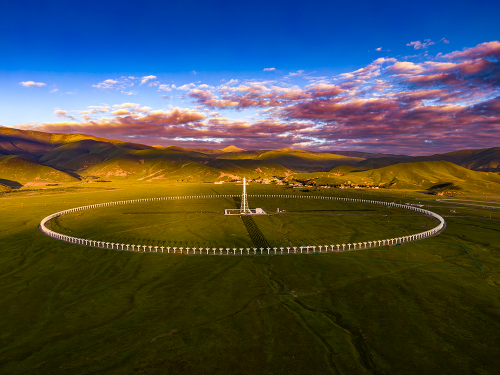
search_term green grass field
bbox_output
[1,182,500,374]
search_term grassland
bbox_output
[1,181,500,374]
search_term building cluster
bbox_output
[214,177,383,190]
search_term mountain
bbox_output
[428,147,500,172]
[0,126,152,160]
[218,149,364,171]
[354,147,500,172]
[0,155,79,187]
[0,127,498,189]
[329,151,408,159]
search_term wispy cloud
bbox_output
[158,84,171,92]
[140,75,157,85]
[174,83,197,91]
[20,81,46,88]
[54,109,76,120]
[93,76,138,91]
[113,103,139,108]
[406,37,450,50]
[263,67,276,71]
[93,79,120,90]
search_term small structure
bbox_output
[225,177,266,215]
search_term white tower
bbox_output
[240,177,250,214]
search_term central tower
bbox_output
[224,177,266,215]
[240,177,250,214]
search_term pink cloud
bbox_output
[444,41,500,60]
[20,81,46,88]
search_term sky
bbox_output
[1,0,499,155]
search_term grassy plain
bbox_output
[1,181,500,374]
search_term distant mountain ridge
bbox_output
[0,126,498,189]
[354,148,500,172]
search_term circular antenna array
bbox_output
[39,194,446,255]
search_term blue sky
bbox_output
[1,0,499,154]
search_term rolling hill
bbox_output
[0,155,79,187]
[292,160,500,194]
[218,149,364,171]
[0,126,498,188]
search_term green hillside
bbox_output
[39,139,139,171]
[0,155,79,186]
[429,147,500,172]
[206,159,291,177]
[361,160,500,190]
[81,154,222,182]
[293,160,500,194]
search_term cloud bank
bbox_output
[21,41,500,155]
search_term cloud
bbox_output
[111,109,131,116]
[93,79,120,90]
[50,88,59,93]
[406,38,450,50]
[444,41,500,60]
[174,83,197,91]
[140,75,157,85]
[158,84,171,92]
[407,39,435,50]
[54,109,76,120]
[375,47,382,52]
[307,83,345,97]
[188,89,217,101]
[263,67,276,71]
[88,105,110,111]
[388,61,426,74]
[18,41,500,154]
[20,81,46,88]
[92,76,137,91]
[113,103,139,108]
[285,70,305,78]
